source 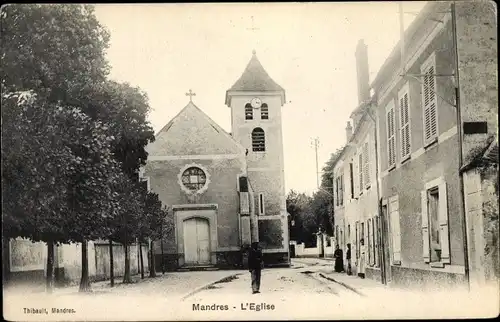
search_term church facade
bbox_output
[142,51,290,270]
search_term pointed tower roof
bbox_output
[225,51,286,106]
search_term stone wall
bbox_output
[456,0,498,159]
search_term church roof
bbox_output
[225,51,286,105]
[148,101,246,157]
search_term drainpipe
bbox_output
[451,1,470,291]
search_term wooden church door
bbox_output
[183,217,211,265]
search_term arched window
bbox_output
[261,103,269,120]
[245,103,253,120]
[252,127,265,152]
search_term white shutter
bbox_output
[387,110,392,166]
[358,153,363,192]
[422,55,438,144]
[399,90,411,159]
[391,108,396,164]
[428,66,437,139]
[240,192,250,215]
[387,106,396,167]
[390,198,401,264]
[364,142,370,186]
[439,182,450,263]
[421,190,430,263]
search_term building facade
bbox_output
[332,40,381,278]
[143,51,290,270]
[333,1,498,289]
[372,1,466,288]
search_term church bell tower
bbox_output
[225,51,289,265]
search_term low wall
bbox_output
[290,235,335,258]
[6,238,150,285]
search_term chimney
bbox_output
[355,39,370,105]
[346,121,353,142]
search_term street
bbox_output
[4,258,494,321]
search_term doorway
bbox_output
[183,217,211,265]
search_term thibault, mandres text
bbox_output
[24,307,76,314]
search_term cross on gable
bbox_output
[185,89,196,102]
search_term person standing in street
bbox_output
[248,242,263,294]
[333,244,344,273]
[358,239,366,279]
[346,243,352,275]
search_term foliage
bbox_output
[2,91,74,242]
[139,192,171,242]
[2,91,119,243]
[286,190,315,246]
[1,4,165,290]
[74,81,156,178]
[258,220,284,249]
[1,4,110,101]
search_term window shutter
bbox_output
[364,142,370,186]
[422,58,437,143]
[387,111,392,165]
[387,107,396,167]
[390,198,401,264]
[421,190,430,263]
[428,66,437,138]
[438,182,450,264]
[340,175,344,205]
[368,219,373,265]
[400,91,411,158]
[240,192,250,215]
[358,153,363,191]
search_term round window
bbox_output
[180,167,207,191]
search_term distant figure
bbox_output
[346,243,352,275]
[333,245,344,273]
[358,239,366,279]
[248,242,264,294]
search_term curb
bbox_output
[180,272,243,301]
[319,273,366,297]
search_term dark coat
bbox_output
[248,247,263,270]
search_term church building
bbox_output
[142,51,290,270]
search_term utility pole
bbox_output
[310,137,320,188]
[451,0,470,291]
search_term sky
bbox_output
[94,2,427,196]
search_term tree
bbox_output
[1,4,157,292]
[139,192,169,278]
[1,4,112,292]
[1,4,110,102]
[286,190,315,245]
[1,90,120,292]
[2,91,76,291]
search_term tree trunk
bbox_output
[2,236,11,285]
[139,242,144,279]
[149,240,156,278]
[109,239,114,287]
[123,242,132,283]
[160,237,165,274]
[46,241,54,293]
[79,240,91,292]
